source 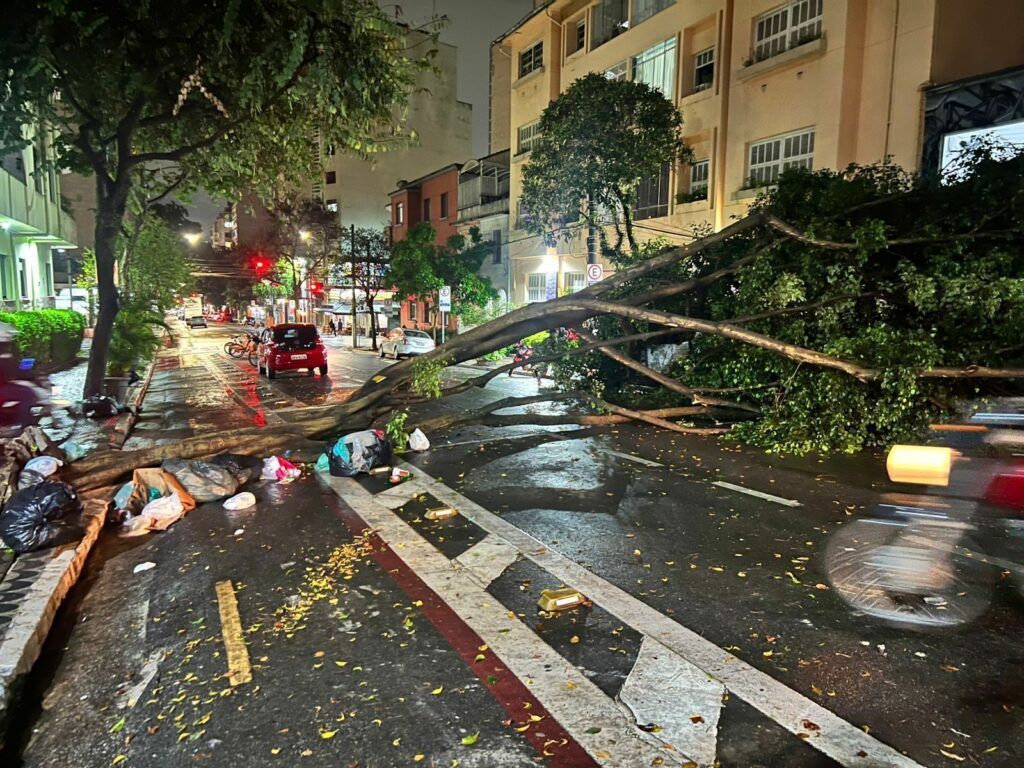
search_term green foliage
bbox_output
[0,310,86,367]
[107,304,168,376]
[480,348,511,362]
[520,73,691,254]
[75,250,98,289]
[410,355,447,400]
[385,410,410,452]
[389,223,498,315]
[670,146,1024,454]
[119,216,195,313]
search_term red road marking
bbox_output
[331,495,598,768]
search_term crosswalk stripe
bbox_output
[403,463,924,768]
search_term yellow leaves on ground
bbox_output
[460,732,479,746]
[431,686,444,695]
[570,636,580,644]
[320,729,338,740]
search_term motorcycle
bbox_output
[826,415,1024,628]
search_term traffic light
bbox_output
[310,280,324,295]
[250,254,269,277]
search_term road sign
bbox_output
[438,285,452,312]
[545,272,557,300]
[587,263,604,285]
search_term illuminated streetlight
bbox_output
[184,232,202,246]
[299,229,312,242]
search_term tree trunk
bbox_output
[84,178,130,397]
[367,296,378,351]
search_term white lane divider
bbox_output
[454,535,521,588]
[618,637,724,768]
[405,463,923,768]
[711,480,802,507]
[327,476,685,767]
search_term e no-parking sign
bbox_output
[439,285,452,312]
[587,263,604,285]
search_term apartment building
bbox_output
[317,31,473,232]
[494,0,1024,305]
[457,150,511,306]
[0,123,78,310]
[387,164,463,332]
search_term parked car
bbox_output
[257,324,328,379]
[380,327,436,359]
[187,315,208,329]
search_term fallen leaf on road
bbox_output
[111,757,127,766]
[801,720,820,732]
[814,583,828,590]
[334,661,348,668]
[690,715,705,724]
[570,636,580,644]
[461,733,479,746]
[941,664,959,672]
[110,718,126,734]
[432,687,444,695]
[414,755,425,762]
[939,749,965,761]
[270,747,281,755]
[320,729,337,740]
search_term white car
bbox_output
[379,328,436,359]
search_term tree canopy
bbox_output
[519,73,691,256]
[389,223,497,316]
[0,0,435,394]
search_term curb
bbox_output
[0,498,106,742]
[110,329,168,448]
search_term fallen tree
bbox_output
[65,147,1024,483]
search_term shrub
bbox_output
[107,304,167,376]
[0,309,86,367]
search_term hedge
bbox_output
[0,309,86,368]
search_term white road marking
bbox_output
[454,535,520,587]
[404,463,923,768]
[711,480,802,507]
[619,637,724,768]
[326,476,686,767]
[606,449,664,468]
[122,651,164,709]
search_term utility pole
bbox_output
[586,191,597,266]
[349,224,357,350]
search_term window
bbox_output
[0,255,10,299]
[690,160,709,199]
[565,272,586,293]
[634,162,670,220]
[326,199,338,213]
[632,38,677,100]
[519,40,543,78]
[395,202,404,224]
[592,0,628,49]
[409,301,418,322]
[518,121,541,155]
[754,0,823,62]
[566,17,586,57]
[527,273,547,303]
[491,230,503,264]
[325,144,336,156]
[31,138,43,194]
[694,47,714,92]
[423,198,431,221]
[440,192,449,219]
[0,149,26,184]
[747,128,815,187]
[18,260,27,300]
[325,170,336,184]
[633,0,673,26]
[605,62,627,81]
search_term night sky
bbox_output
[189,0,534,231]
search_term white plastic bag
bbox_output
[261,456,301,481]
[408,428,430,452]
[223,492,256,510]
[24,456,63,477]
[121,492,185,536]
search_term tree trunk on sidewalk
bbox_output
[367,296,378,351]
[84,176,131,398]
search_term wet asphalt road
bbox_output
[10,324,1024,767]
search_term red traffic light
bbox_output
[310,281,324,293]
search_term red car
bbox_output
[257,324,328,379]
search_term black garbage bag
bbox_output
[0,481,83,554]
[327,430,393,477]
[82,396,120,419]
[161,459,239,502]
[209,454,263,485]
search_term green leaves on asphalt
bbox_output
[460,732,479,746]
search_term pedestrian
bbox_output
[328,318,337,336]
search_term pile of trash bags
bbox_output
[325,430,393,477]
[0,453,83,554]
[111,453,264,536]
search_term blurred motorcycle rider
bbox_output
[0,322,50,437]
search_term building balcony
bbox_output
[457,198,510,224]
[0,166,78,247]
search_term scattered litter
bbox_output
[408,428,430,452]
[390,467,411,484]
[133,562,156,574]
[876,644,886,656]
[82,395,120,419]
[280,561,296,571]
[162,459,239,502]
[314,454,330,473]
[63,442,86,462]
[262,456,301,482]
[116,469,197,537]
[285,594,301,608]
[0,481,83,554]
[223,492,256,511]
[327,431,392,477]
[924,596,947,606]
[122,492,186,537]
[233,529,245,537]
[209,454,264,485]
[24,455,63,477]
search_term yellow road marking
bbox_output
[215,580,252,686]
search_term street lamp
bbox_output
[184,232,202,246]
[299,230,312,242]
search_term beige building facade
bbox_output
[317,33,473,232]
[494,0,1024,305]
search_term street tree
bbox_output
[389,223,498,333]
[0,0,435,396]
[339,228,391,350]
[519,73,692,261]
[68,147,1024,486]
